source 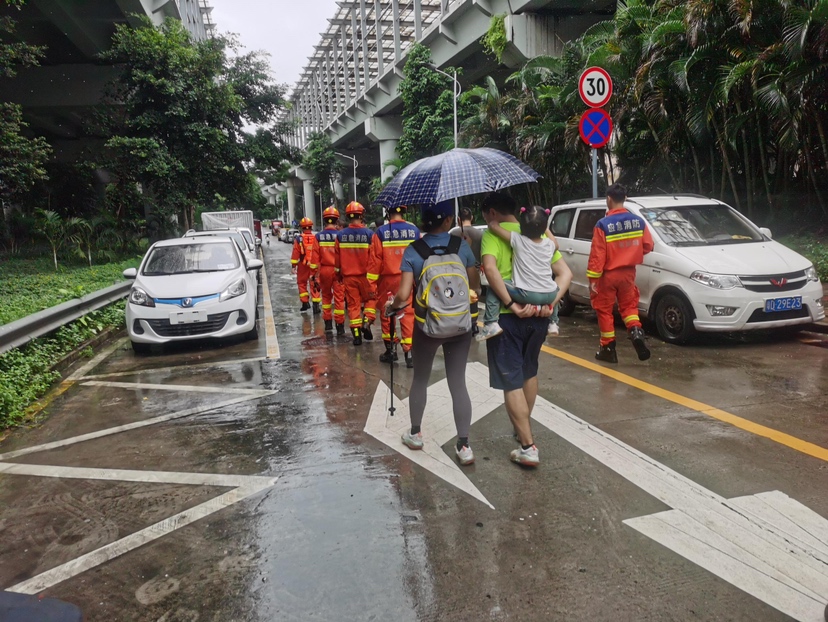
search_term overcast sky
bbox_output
[210,0,337,92]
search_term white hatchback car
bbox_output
[124,237,262,353]
[549,195,825,343]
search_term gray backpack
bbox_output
[412,237,472,338]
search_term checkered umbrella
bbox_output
[374,148,540,208]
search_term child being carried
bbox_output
[478,205,560,341]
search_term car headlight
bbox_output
[219,278,247,301]
[129,287,155,307]
[805,266,819,282]
[690,272,743,290]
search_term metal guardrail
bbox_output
[0,282,131,355]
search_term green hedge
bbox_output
[779,235,828,282]
[0,302,126,428]
[0,258,139,326]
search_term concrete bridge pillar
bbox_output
[286,181,298,226]
[365,116,403,182]
[302,179,316,224]
[334,178,345,203]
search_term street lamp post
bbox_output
[429,64,461,220]
[335,152,358,203]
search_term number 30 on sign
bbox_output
[579,67,613,108]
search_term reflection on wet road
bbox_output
[1,241,827,621]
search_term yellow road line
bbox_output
[260,262,280,360]
[541,345,828,463]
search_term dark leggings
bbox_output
[409,326,473,438]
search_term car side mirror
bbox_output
[248,259,263,271]
[123,268,138,279]
[759,227,772,239]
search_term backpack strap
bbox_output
[446,235,462,255]
[412,238,433,261]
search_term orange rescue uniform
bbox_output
[367,220,420,352]
[316,226,345,325]
[335,223,376,331]
[291,230,321,305]
[587,207,654,345]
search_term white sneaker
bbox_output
[547,321,560,336]
[401,431,424,450]
[475,322,503,342]
[510,444,539,467]
[455,445,475,466]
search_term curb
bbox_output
[805,321,828,335]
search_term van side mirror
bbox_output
[759,227,772,239]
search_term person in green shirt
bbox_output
[480,192,572,467]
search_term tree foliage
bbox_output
[100,18,294,236]
[462,0,828,222]
[0,0,51,205]
[302,132,342,208]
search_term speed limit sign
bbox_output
[578,67,613,108]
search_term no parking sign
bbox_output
[579,109,613,149]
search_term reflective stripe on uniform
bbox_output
[366,273,379,281]
[399,337,412,345]
[605,230,644,243]
[381,241,413,248]
[322,304,332,310]
[333,309,345,315]
[600,331,616,338]
[339,243,370,249]
[350,318,363,326]
[586,270,602,279]
[623,315,640,324]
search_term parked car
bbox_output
[183,228,259,282]
[281,228,299,243]
[123,237,263,353]
[549,194,825,343]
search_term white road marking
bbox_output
[260,262,280,359]
[66,338,128,381]
[0,393,275,461]
[364,362,504,509]
[6,479,276,595]
[530,395,828,622]
[81,380,273,396]
[81,357,266,380]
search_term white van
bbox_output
[549,195,824,343]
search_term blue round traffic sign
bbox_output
[579,109,613,148]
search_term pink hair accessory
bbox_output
[545,209,551,215]
[520,207,527,213]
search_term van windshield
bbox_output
[638,205,763,247]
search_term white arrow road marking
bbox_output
[365,362,504,509]
[531,395,828,622]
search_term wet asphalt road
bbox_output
[1,240,827,621]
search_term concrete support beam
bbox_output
[286,182,298,225]
[502,13,606,68]
[365,116,403,182]
[302,179,316,224]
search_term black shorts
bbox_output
[486,314,547,392]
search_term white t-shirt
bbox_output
[510,234,558,294]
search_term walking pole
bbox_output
[386,294,396,417]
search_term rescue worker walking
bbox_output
[587,183,654,363]
[367,205,420,367]
[335,201,377,345]
[291,217,322,314]
[316,206,346,336]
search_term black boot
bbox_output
[352,328,362,346]
[363,322,374,341]
[324,319,333,333]
[300,301,310,312]
[312,302,321,315]
[629,326,651,361]
[404,351,414,369]
[335,323,345,336]
[595,340,618,363]
[379,343,398,364]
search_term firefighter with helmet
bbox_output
[291,217,321,313]
[335,201,377,345]
[367,204,419,367]
[316,206,346,335]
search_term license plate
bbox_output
[169,310,206,324]
[764,296,802,313]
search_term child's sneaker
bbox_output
[510,445,539,467]
[401,431,424,450]
[455,445,475,465]
[475,322,503,341]
[547,321,560,336]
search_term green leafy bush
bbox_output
[0,258,139,326]
[481,14,507,64]
[779,236,828,282]
[0,301,126,428]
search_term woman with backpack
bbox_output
[385,200,481,466]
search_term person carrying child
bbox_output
[477,205,562,341]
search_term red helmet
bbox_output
[299,217,313,229]
[322,206,340,221]
[345,201,365,218]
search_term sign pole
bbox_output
[592,148,598,198]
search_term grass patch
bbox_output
[778,235,828,282]
[0,301,126,429]
[0,257,140,326]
